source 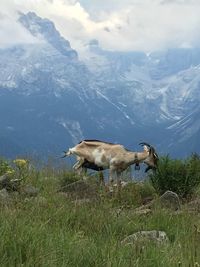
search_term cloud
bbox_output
[78,0,200,51]
[161,0,199,5]
[1,0,200,52]
[0,12,40,48]
[0,1,43,48]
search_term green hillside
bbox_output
[0,155,199,266]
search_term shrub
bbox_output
[149,154,200,198]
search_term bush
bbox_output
[149,154,200,198]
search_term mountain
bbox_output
[82,40,200,156]
[0,12,199,158]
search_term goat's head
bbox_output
[139,142,159,172]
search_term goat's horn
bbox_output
[154,152,159,159]
[139,142,151,147]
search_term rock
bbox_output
[22,185,39,197]
[121,230,169,246]
[133,191,181,213]
[159,191,181,210]
[137,191,181,211]
[59,180,99,200]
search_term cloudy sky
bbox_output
[0,0,200,52]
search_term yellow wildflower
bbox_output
[13,159,28,168]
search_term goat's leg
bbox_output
[73,158,84,171]
[98,171,105,186]
[81,167,88,180]
[105,168,115,193]
[116,171,122,188]
[73,161,81,171]
[74,165,88,180]
[75,166,84,175]
[109,167,116,185]
[73,159,88,179]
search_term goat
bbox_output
[62,140,158,184]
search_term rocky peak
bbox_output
[18,12,78,59]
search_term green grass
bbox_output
[0,162,200,266]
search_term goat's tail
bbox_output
[61,149,72,158]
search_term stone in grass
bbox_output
[22,185,39,197]
[121,230,169,246]
[134,190,181,212]
[159,190,181,211]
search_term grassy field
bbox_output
[0,159,200,267]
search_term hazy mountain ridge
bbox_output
[82,40,200,133]
[0,12,199,158]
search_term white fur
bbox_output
[92,149,106,167]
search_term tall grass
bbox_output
[149,154,200,198]
[0,157,199,266]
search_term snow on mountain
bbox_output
[18,12,78,59]
[0,12,199,158]
[80,40,200,156]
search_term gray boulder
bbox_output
[159,191,181,210]
[22,185,39,197]
[121,230,169,246]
